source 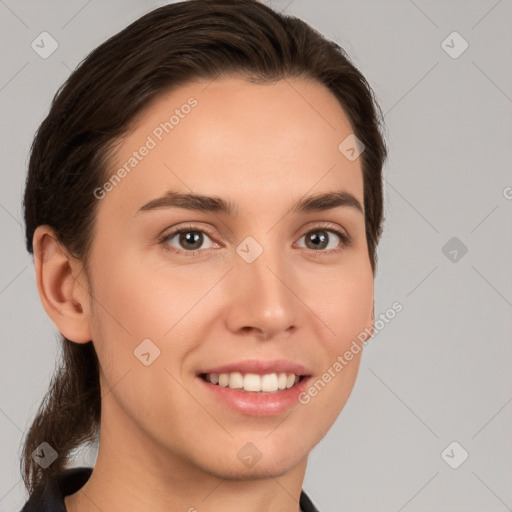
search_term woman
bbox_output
[21,0,387,510]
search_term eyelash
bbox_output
[158,223,351,257]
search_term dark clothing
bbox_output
[21,466,320,512]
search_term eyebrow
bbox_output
[136,190,363,216]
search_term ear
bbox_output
[362,300,375,344]
[32,225,92,343]
[369,300,375,337]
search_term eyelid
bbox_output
[159,221,351,255]
[294,221,352,251]
[158,223,220,252]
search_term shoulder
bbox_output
[20,467,93,512]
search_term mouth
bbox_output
[195,359,313,415]
[198,371,309,394]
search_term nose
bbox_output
[223,243,299,340]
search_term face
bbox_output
[81,76,374,480]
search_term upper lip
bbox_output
[198,359,312,376]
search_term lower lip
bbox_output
[197,376,312,416]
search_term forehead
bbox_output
[98,76,364,219]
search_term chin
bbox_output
[204,457,301,481]
[183,438,306,482]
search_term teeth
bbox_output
[243,373,261,392]
[204,372,300,392]
[229,372,243,389]
[277,372,287,389]
[218,373,229,387]
[261,373,278,392]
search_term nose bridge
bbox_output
[227,232,298,336]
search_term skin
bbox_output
[33,76,374,512]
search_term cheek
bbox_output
[314,264,374,346]
[297,263,371,420]
[87,246,185,340]
[85,251,195,426]
[83,245,167,381]
[86,246,218,391]
[297,352,362,450]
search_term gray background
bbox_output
[1,0,511,511]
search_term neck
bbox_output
[64,393,308,512]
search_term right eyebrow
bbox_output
[136,191,238,216]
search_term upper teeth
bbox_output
[204,372,299,392]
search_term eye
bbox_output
[160,225,217,255]
[296,224,350,253]
[159,222,351,257]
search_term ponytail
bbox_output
[21,338,100,497]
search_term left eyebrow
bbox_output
[135,190,364,217]
[291,190,364,215]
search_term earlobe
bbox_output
[33,225,92,344]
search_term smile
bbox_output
[200,372,306,393]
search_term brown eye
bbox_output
[304,230,330,250]
[296,226,350,253]
[162,226,216,254]
[177,230,203,250]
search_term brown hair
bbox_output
[22,0,387,499]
